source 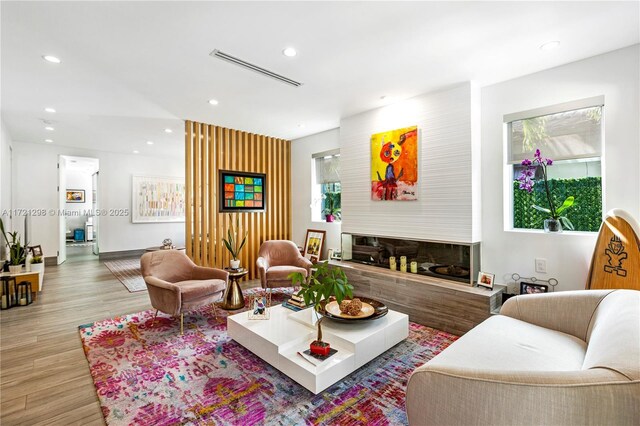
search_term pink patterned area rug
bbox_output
[78,289,458,425]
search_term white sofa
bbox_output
[406,290,640,425]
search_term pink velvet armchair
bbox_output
[256,240,313,288]
[140,250,229,334]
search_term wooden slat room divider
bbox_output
[185,120,291,280]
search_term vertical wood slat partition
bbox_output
[185,120,291,280]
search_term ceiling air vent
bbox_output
[210,49,303,87]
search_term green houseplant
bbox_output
[517,149,575,232]
[222,214,247,269]
[290,261,353,355]
[0,218,27,272]
[323,192,341,222]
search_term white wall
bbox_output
[291,128,341,258]
[482,45,640,291]
[12,141,185,258]
[340,82,481,243]
[0,120,13,259]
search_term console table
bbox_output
[330,260,504,335]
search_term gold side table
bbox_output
[219,268,249,310]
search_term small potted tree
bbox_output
[290,261,353,356]
[323,192,341,223]
[222,214,247,269]
[0,219,26,273]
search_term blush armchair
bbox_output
[140,250,229,334]
[256,240,313,288]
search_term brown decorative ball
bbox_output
[339,298,363,316]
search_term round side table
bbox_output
[220,268,249,310]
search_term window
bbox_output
[312,149,341,222]
[506,97,603,232]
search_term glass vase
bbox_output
[544,218,562,233]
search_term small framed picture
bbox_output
[520,282,548,295]
[248,292,271,320]
[66,189,85,203]
[310,255,319,264]
[303,229,326,261]
[29,245,43,257]
[477,272,495,289]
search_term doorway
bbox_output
[58,156,99,264]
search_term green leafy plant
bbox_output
[31,255,43,264]
[290,261,353,342]
[221,214,247,260]
[322,191,341,220]
[0,218,27,265]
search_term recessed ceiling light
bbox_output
[208,99,219,105]
[539,40,560,51]
[45,126,55,131]
[133,150,139,154]
[42,55,61,63]
[45,139,53,143]
[164,128,173,133]
[146,141,154,145]
[44,107,56,113]
[282,47,297,57]
[380,95,387,100]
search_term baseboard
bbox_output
[99,249,145,261]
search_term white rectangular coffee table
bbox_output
[227,304,409,394]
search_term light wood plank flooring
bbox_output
[0,256,259,425]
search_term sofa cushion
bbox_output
[176,279,226,302]
[428,315,587,373]
[584,289,640,380]
[266,265,307,281]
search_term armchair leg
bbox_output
[212,303,218,319]
[153,309,159,325]
[180,313,184,335]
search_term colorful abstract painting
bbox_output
[132,176,185,223]
[219,171,266,212]
[371,126,418,201]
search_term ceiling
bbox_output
[1,1,638,158]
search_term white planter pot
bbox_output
[8,265,22,274]
[31,263,45,289]
[230,259,241,269]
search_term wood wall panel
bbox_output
[185,120,291,279]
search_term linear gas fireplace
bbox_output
[341,233,480,286]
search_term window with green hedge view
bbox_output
[508,102,603,232]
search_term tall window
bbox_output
[506,97,603,232]
[312,149,341,222]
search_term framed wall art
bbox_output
[66,189,85,203]
[132,175,185,223]
[371,126,418,201]
[219,170,266,212]
[303,229,326,261]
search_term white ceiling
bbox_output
[1,1,638,158]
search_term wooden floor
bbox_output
[0,256,259,425]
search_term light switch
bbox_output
[535,258,547,274]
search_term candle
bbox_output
[411,261,418,273]
[400,256,407,266]
[400,264,407,273]
[1,295,6,309]
[19,298,27,306]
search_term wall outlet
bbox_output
[535,258,547,274]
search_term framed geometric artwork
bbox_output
[371,126,418,201]
[132,175,185,223]
[219,170,266,212]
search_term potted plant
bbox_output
[323,192,341,223]
[222,214,247,269]
[0,218,27,273]
[290,261,354,356]
[517,149,575,233]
